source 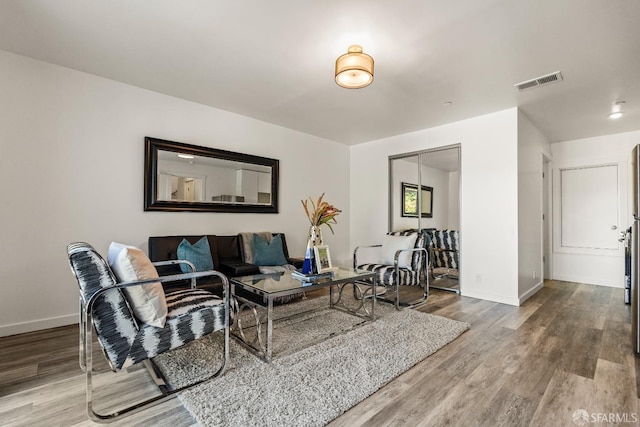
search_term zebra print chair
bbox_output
[427,229,460,280]
[67,242,230,423]
[353,230,429,309]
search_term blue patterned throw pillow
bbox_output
[177,237,214,273]
[253,234,288,266]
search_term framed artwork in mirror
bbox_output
[401,182,433,218]
[144,137,279,213]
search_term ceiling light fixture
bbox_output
[609,101,626,119]
[335,45,374,89]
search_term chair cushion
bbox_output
[124,288,227,367]
[177,236,214,273]
[253,234,288,266]
[356,263,420,286]
[108,242,168,328]
[429,230,459,269]
[380,234,417,268]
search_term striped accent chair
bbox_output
[427,229,460,279]
[67,242,230,423]
[353,230,429,309]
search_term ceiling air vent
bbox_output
[514,71,563,91]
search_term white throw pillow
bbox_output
[381,234,418,269]
[108,242,168,328]
[107,241,136,266]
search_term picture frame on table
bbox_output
[313,245,332,273]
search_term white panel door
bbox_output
[560,165,618,250]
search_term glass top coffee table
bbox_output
[230,268,378,362]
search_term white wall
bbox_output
[350,109,520,305]
[550,130,640,287]
[0,50,351,337]
[517,110,552,303]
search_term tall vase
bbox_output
[302,225,324,274]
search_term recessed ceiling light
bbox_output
[177,154,195,159]
[608,100,626,119]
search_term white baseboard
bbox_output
[519,281,544,305]
[461,289,520,306]
[0,314,76,338]
[552,274,623,288]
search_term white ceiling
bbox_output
[1,0,639,145]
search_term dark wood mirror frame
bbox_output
[144,137,279,213]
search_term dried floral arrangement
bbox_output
[301,193,342,234]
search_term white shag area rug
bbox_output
[153,295,469,427]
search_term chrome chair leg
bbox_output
[79,296,86,373]
[82,306,230,423]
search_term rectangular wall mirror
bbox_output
[144,137,279,213]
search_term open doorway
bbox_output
[543,156,551,280]
[389,144,461,294]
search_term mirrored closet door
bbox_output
[389,145,461,293]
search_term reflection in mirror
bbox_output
[389,147,459,231]
[389,145,461,294]
[389,155,420,231]
[156,152,271,204]
[145,137,279,213]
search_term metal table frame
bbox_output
[230,269,377,362]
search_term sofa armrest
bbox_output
[153,259,194,270]
[219,261,261,277]
[153,260,196,287]
[287,257,304,269]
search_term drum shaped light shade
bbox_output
[335,45,374,89]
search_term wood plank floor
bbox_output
[0,280,637,426]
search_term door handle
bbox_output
[611,225,618,230]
